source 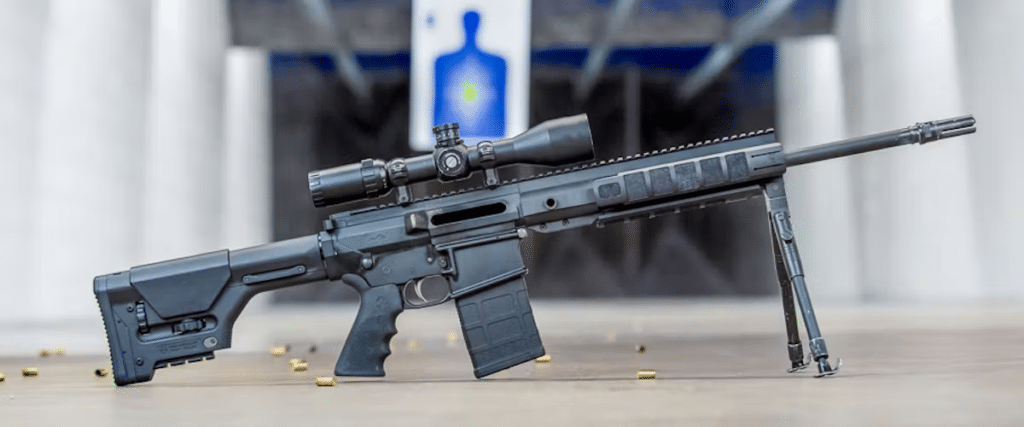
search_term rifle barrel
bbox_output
[783,115,976,167]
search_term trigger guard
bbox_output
[402,276,452,308]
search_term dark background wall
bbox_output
[269,46,779,301]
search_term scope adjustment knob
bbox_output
[432,122,461,148]
[435,147,468,180]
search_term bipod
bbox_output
[763,177,840,377]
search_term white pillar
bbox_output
[776,35,860,302]
[222,48,272,251]
[36,0,152,319]
[0,1,48,322]
[836,0,980,301]
[141,0,229,262]
[222,47,275,324]
[952,0,1024,300]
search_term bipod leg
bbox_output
[770,222,808,372]
[763,177,840,377]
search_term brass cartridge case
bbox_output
[636,370,656,380]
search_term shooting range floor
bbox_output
[1,300,1023,426]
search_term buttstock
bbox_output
[93,235,329,386]
[94,271,227,386]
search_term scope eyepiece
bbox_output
[308,159,389,207]
[308,113,595,208]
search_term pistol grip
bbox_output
[335,274,403,377]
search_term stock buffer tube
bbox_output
[307,114,595,207]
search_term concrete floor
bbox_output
[1,300,1023,426]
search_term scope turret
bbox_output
[308,114,595,208]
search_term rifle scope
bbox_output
[308,114,594,207]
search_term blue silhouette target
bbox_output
[433,11,507,142]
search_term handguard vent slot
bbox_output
[430,202,506,226]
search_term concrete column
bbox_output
[775,35,860,302]
[36,0,153,319]
[952,0,1024,300]
[141,0,230,263]
[222,48,276,329]
[836,0,980,301]
[222,48,272,251]
[0,1,48,322]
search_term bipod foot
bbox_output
[813,357,841,378]
[787,353,810,373]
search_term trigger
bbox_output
[402,275,452,308]
[414,281,427,302]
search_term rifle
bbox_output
[94,113,975,385]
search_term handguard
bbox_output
[334,275,403,376]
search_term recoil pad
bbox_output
[94,273,154,385]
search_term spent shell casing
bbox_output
[636,370,657,380]
[54,348,65,356]
[39,349,50,357]
[534,355,552,363]
[315,376,336,387]
[94,369,109,377]
[291,362,309,372]
[0,372,5,382]
[289,358,304,366]
[270,346,286,357]
[22,367,39,377]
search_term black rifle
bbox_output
[94,113,975,385]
